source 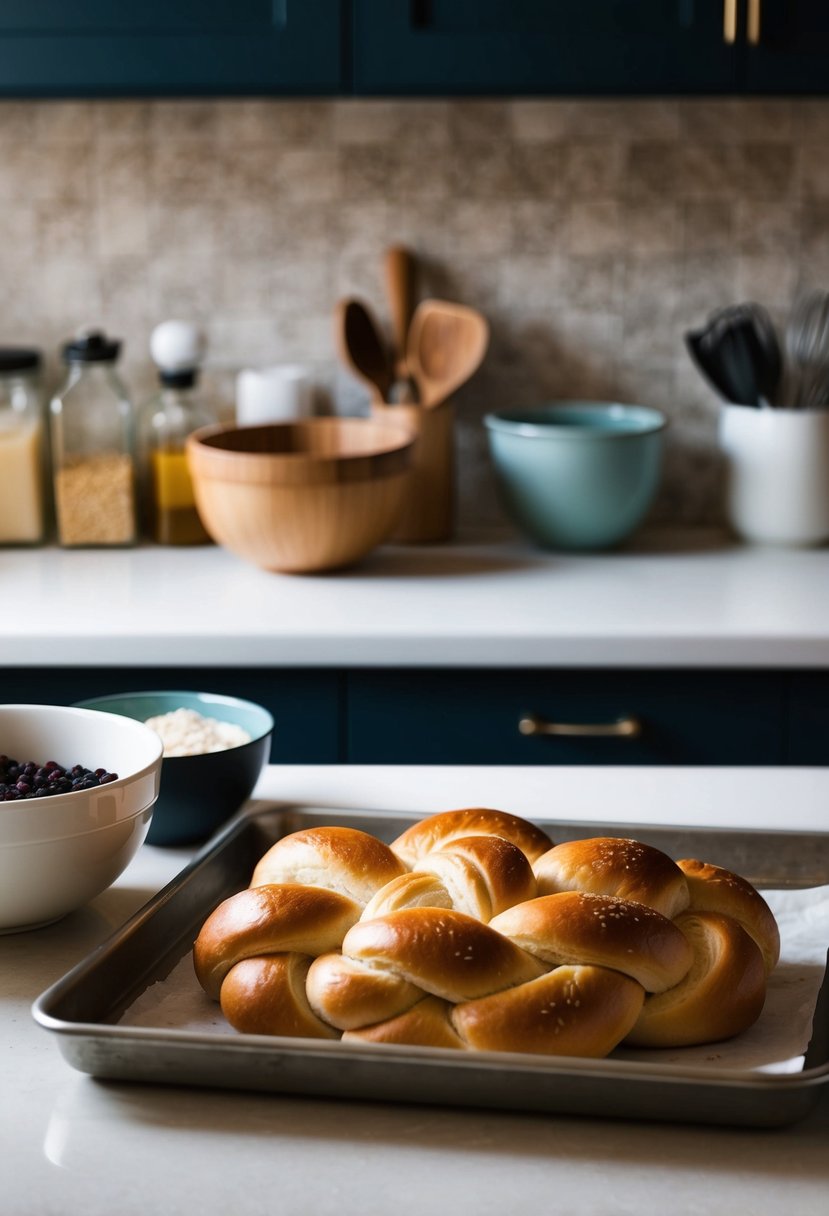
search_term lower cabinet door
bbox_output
[0,667,341,764]
[787,674,829,765]
[347,669,786,766]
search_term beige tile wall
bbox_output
[1,97,826,529]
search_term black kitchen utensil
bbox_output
[785,290,829,408]
[685,303,783,407]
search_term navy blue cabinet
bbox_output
[352,1,739,97]
[0,1,344,97]
[0,667,341,764]
[346,669,787,766]
[787,674,829,765]
[742,0,829,94]
[0,2,828,98]
[1,665,826,767]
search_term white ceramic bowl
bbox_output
[0,705,163,932]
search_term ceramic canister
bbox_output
[719,404,829,547]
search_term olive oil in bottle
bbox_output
[139,321,214,545]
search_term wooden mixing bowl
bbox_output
[186,418,415,573]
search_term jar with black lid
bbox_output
[0,347,46,545]
[49,330,137,548]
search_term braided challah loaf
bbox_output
[391,807,553,867]
[194,810,543,1038]
[193,811,779,1059]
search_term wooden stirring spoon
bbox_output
[335,298,394,403]
[407,300,490,410]
[383,244,418,402]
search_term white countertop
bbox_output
[1,528,828,667]
[6,765,829,1216]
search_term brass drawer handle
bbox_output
[747,0,761,45]
[723,0,737,43]
[519,713,642,739]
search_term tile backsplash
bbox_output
[2,96,828,530]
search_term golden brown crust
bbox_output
[412,835,537,921]
[219,954,339,1039]
[361,835,537,924]
[391,808,553,868]
[193,884,361,999]
[490,892,693,993]
[533,837,690,919]
[452,965,645,1057]
[625,911,767,1048]
[340,907,547,1003]
[250,826,406,906]
[361,872,455,921]
[343,996,466,1051]
[306,951,423,1030]
[676,858,780,975]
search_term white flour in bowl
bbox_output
[144,707,252,757]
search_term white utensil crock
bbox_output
[235,365,314,425]
[719,404,829,546]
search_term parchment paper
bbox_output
[121,884,829,1075]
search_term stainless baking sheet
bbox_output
[32,804,829,1129]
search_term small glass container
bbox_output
[50,330,137,548]
[138,321,214,545]
[0,348,46,545]
[140,373,215,544]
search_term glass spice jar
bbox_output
[138,321,214,545]
[0,348,46,545]
[49,330,137,548]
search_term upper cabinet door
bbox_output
[740,0,829,93]
[0,1,344,96]
[352,0,739,96]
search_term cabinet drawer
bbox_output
[787,674,829,765]
[0,667,341,764]
[0,1,344,97]
[347,669,786,766]
[352,0,737,96]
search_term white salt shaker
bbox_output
[235,365,314,425]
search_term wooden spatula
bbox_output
[406,300,489,410]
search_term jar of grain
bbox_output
[49,330,137,548]
[0,348,46,545]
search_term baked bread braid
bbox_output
[194,825,408,1036]
[308,894,691,1054]
[489,892,694,993]
[391,808,553,868]
[452,965,645,1057]
[625,911,767,1048]
[307,907,548,1033]
[193,817,780,1059]
[361,834,537,923]
[343,995,466,1050]
[533,837,690,919]
[193,884,361,1000]
[250,825,406,905]
[676,858,780,975]
[343,970,645,1058]
[220,955,339,1039]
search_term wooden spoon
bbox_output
[335,298,394,403]
[407,300,490,410]
[383,245,418,396]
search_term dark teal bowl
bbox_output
[484,402,667,551]
[74,691,274,847]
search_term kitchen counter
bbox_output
[6,765,829,1216]
[0,528,828,668]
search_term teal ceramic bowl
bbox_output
[484,402,667,551]
[74,691,273,847]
